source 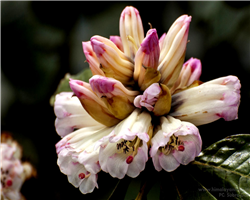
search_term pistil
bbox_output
[116,136,142,164]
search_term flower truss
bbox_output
[1,133,36,200]
[54,6,241,194]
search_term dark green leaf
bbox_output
[49,68,92,106]
[159,166,217,200]
[189,134,250,200]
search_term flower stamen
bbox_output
[161,135,184,155]
[116,136,142,165]
[127,35,139,51]
[116,140,134,154]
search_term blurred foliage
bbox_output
[49,68,92,106]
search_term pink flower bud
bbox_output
[69,79,121,127]
[90,75,139,120]
[119,6,144,59]
[110,36,124,52]
[171,57,202,94]
[90,36,134,86]
[82,41,105,76]
[158,15,192,88]
[134,29,160,83]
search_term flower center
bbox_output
[116,137,142,164]
[1,167,12,188]
[161,135,184,155]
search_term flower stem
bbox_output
[135,181,147,200]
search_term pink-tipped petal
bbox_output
[150,116,202,172]
[69,79,121,127]
[170,76,241,126]
[54,92,103,137]
[158,15,192,88]
[119,6,144,59]
[82,41,105,76]
[90,36,134,86]
[171,57,202,94]
[134,29,160,82]
[110,35,124,52]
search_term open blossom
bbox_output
[53,5,241,194]
[95,109,152,179]
[1,133,35,200]
[56,126,114,194]
[150,116,201,172]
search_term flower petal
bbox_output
[126,142,148,177]
[150,116,201,172]
[110,35,124,52]
[119,6,144,59]
[158,15,191,88]
[91,36,134,86]
[171,57,202,94]
[98,109,151,178]
[159,152,180,172]
[57,152,98,194]
[134,29,160,82]
[79,173,98,194]
[170,75,241,126]
[151,150,162,171]
[69,79,121,127]
[54,92,103,137]
[82,41,105,76]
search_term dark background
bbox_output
[1,1,250,200]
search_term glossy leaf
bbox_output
[49,68,92,106]
[189,134,250,199]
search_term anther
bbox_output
[123,145,130,154]
[127,35,139,51]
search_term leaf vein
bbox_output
[192,161,249,179]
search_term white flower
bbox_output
[95,109,151,179]
[53,5,241,194]
[1,134,35,200]
[150,116,202,172]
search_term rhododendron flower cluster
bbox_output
[1,133,36,200]
[53,6,241,194]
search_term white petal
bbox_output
[79,174,98,194]
[54,92,103,137]
[107,152,129,179]
[57,150,98,194]
[170,76,241,126]
[172,136,199,165]
[67,162,87,188]
[159,152,180,172]
[98,109,151,178]
[127,142,148,178]
[152,150,162,171]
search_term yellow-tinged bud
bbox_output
[173,80,203,94]
[153,84,172,116]
[134,83,171,116]
[90,75,139,120]
[101,96,135,120]
[69,79,121,127]
[139,67,161,91]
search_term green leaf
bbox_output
[189,134,250,200]
[49,68,92,106]
[159,167,217,200]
